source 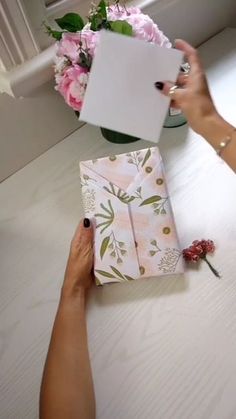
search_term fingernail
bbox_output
[83,218,90,228]
[155,81,164,90]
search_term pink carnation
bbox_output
[107,5,171,47]
[56,29,99,63]
[56,65,89,111]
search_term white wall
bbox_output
[143,0,236,46]
[0,82,81,181]
[0,0,236,182]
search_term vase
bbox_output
[100,127,140,144]
[75,111,186,143]
[75,111,139,143]
[164,107,187,128]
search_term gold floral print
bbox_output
[163,227,171,234]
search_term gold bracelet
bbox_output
[216,128,236,156]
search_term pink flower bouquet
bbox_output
[46,1,171,142]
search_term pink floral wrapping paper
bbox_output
[80,147,184,285]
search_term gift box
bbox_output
[80,147,184,285]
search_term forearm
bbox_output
[198,112,236,172]
[40,290,95,419]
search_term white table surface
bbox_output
[1,28,236,419]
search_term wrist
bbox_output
[197,111,234,147]
[60,285,86,308]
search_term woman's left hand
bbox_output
[62,218,94,298]
[40,218,95,419]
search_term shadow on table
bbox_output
[91,274,188,307]
[159,123,189,152]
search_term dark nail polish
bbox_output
[155,81,164,90]
[84,218,90,228]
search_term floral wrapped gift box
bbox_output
[80,147,184,285]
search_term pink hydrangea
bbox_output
[56,29,99,63]
[107,5,171,47]
[54,5,171,110]
[55,65,89,111]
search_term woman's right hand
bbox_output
[156,39,236,171]
[155,39,220,137]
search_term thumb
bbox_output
[71,218,94,251]
[80,218,94,246]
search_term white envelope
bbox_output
[80,30,183,142]
[80,147,184,285]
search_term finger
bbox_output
[175,39,203,73]
[169,99,179,109]
[71,218,93,251]
[177,72,189,87]
[156,81,184,101]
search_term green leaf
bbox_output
[96,221,109,228]
[98,0,107,19]
[109,182,116,194]
[90,15,103,31]
[151,239,157,246]
[107,199,114,218]
[124,274,135,281]
[140,195,162,206]
[95,269,116,278]
[55,13,84,32]
[103,186,110,193]
[44,23,64,40]
[96,221,111,234]
[110,20,133,36]
[141,148,151,167]
[110,265,124,279]
[95,276,102,286]
[94,213,111,219]
[100,203,112,214]
[100,224,111,234]
[100,235,110,259]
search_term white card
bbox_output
[80,30,183,143]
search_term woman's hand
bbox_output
[155,39,220,137]
[155,39,236,171]
[40,218,95,419]
[62,218,94,299]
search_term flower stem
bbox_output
[203,256,221,278]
